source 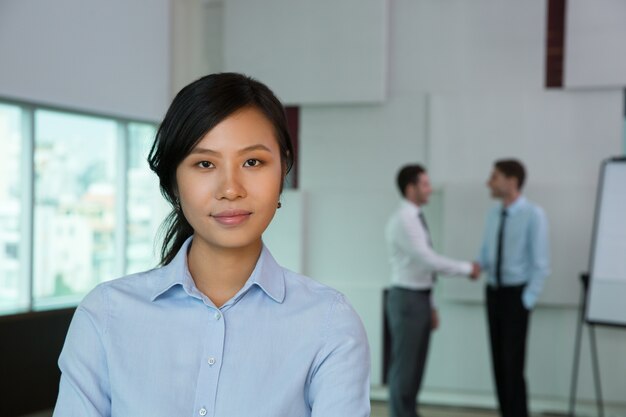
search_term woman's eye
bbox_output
[197,161,213,168]
[244,159,261,167]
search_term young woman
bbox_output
[53,73,370,417]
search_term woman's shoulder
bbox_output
[282,268,338,296]
[78,266,168,313]
[279,268,360,318]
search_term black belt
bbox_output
[391,286,431,295]
[487,283,525,292]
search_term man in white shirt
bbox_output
[385,164,480,417]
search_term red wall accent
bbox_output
[546,0,567,88]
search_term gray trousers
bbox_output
[386,287,432,417]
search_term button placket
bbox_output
[193,307,226,417]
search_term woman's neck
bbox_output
[187,238,262,308]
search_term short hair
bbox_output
[147,72,295,265]
[396,164,426,197]
[494,159,526,190]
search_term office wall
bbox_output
[565,0,626,88]
[250,0,626,412]
[2,0,625,414]
[223,0,388,105]
[0,0,171,121]
[170,0,223,96]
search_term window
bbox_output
[33,110,118,308]
[0,100,162,315]
[0,103,26,313]
[127,122,168,273]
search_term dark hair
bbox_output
[148,73,295,265]
[396,164,426,197]
[494,159,526,190]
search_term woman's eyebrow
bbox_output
[189,147,219,156]
[188,144,272,156]
[237,144,272,155]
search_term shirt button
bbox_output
[214,312,221,320]
[199,407,207,416]
[208,357,216,366]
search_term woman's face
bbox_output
[175,107,283,253]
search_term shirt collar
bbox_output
[243,245,286,304]
[502,195,527,215]
[401,198,421,215]
[150,236,285,304]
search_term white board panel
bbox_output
[428,91,623,187]
[565,0,626,88]
[390,0,545,94]
[262,190,305,274]
[300,94,428,191]
[0,0,170,121]
[586,158,626,325]
[223,0,388,105]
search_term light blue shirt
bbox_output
[477,196,550,309]
[53,237,370,417]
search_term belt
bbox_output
[391,286,431,295]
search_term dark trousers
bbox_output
[386,287,432,417]
[486,285,530,417]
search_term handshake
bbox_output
[469,262,481,280]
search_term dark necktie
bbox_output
[418,212,433,247]
[495,208,508,287]
[418,211,437,283]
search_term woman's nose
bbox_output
[215,166,246,200]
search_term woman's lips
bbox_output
[211,209,252,226]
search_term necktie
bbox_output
[418,212,433,247]
[418,211,437,283]
[495,208,508,287]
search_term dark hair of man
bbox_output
[396,164,426,197]
[147,73,295,266]
[494,159,526,190]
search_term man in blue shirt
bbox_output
[477,159,550,417]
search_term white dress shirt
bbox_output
[385,199,472,290]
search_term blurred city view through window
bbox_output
[0,103,25,312]
[127,122,164,275]
[0,101,166,314]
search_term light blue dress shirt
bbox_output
[477,196,550,309]
[53,237,371,417]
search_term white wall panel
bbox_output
[300,94,428,191]
[171,0,224,96]
[565,0,626,88]
[0,0,170,121]
[429,91,623,186]
[389,0,545,94]
[223,0,388,105]
[263,190,305,274]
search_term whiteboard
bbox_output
[586,157,626,326]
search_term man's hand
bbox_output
[431,309,440,330]
[469,262,481,280]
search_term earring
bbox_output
[277,201,282,209]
